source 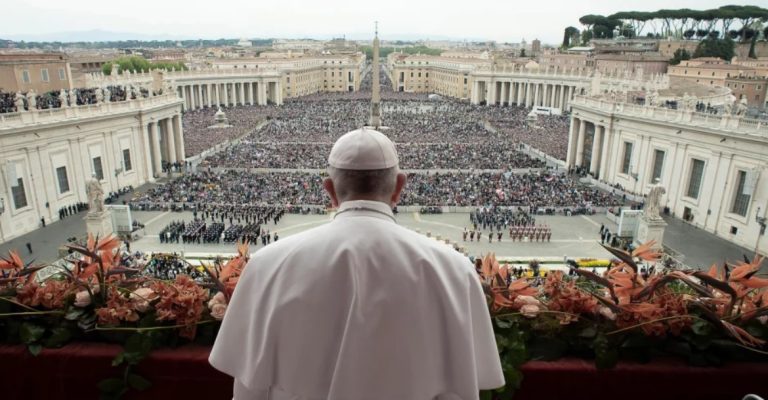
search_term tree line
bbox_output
[101,56,187,75]
[561,5,768,47]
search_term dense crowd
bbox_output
[129,169,620,209]
[203,142,545,170]
[182,105,277,157]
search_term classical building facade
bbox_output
[567,96,768,254]
[0,93,184,242]
[0,52,73,93]
[85,53,366,111]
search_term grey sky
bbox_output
[3,0,766,44]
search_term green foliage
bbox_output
[693,36,735,60]
[101,56,187,75]
[669,48,692,65]
[100,333,154,400]
[361,45,441,60]
[562,27,579,48]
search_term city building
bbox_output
[668,59,767,108]
[568,96,768,254]
[0,52,72,93]
[0,93,184,242]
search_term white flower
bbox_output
[520,304,540,318]
[598,306,616,321]
[74,290,92,307]
[513,295,541,307]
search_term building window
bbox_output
[11,178,28,209]
[93,156,104,180]
[731,170,751,217]
[123,149,132,172]
[56,166,70,194]
[686,159,705,199]
[41,68,49,82]
[22,70,31,83]
[651,150,665,182]
[58,68,66,80]
[621,142,633,174]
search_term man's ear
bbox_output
[323,177,340,208]
[390,173,407,206]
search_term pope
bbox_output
[210,127,504,399]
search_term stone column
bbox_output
[471,81,479,104]
[239,82,246,105]
[259,82,267,105]
[215,83,221,106]
[589,125,603,176]
[501,82,509,106]
[249,82,255,105]
[173,114,185,162]
[208,84,213,108]
[223,83,229,106]
[559,85,566,109]
[575,119,587,167]
[141,122,154,182]
[516,82,523,105]
[566,117,578,167]
[196,85,203,109]
[149,122,162,176]
[599,124,612,179]
[165,118,177,164]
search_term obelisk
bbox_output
[369,21,382,129]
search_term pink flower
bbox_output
[513,295,541,307]
[130,287,158,313]
[74,290,92,307]
[210,303,227,320]
[598,306,616,321]
[520,304,540,318]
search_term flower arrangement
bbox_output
[0,234,251,398]
[480,241,768,398]
[1,235,767,399]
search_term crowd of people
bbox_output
[182,105,277,157]
[57,202,89,221]
[130,169,620,210]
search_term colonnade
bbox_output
[565,117,610,179]
[176,81,282,111]
[471,80,580,110]
[140,114,185,179]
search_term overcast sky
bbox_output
[3,0,765,44]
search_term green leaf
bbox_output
[127,373,152,391]
[19,322,45,344]
[28,343,43,356]
[578,326,597,339]
[593,333,618,369]
[527,336,567,361]
[691,319,713,336]
[111,353,125,367]
[98,378,127,395]
[479,390,493,400]
[495,317,514,329]
[44,327,73,348]
[64,308,85,321]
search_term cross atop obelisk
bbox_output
[369,21,382,129]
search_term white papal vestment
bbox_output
[210,200,504,400]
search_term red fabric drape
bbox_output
[1,344,766,400]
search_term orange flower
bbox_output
[150,275,209,339]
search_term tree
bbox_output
[669,48,691,65]
[101,57,186,75]
[562,26,579,48]
[683,29,696,40]
[693,36,735,60]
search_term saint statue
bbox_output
[94,87,104,104]
[86,174,105,214]
[59,90,68,107]
[69,89,78,107]
[103,87,111,103]
[26,90,37,109]
[735,98,748,117]
[645,179,666,221]
[723,95,735,115]
[14,92,25,112]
